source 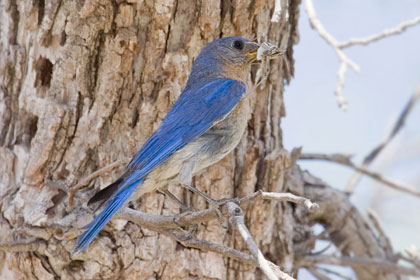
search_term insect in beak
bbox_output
[256,42,282,61]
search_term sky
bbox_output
[281,0,420,278]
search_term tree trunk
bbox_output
[0,0,403,280]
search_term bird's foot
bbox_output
[206,197,240,228]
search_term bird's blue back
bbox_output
[74,78,246,252]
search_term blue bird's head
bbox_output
[202,37,260,66]
[187,37,261,84]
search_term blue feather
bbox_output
[74,180,140,253]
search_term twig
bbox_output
[317,266,353,280]
[225,202,295,280]
[115,206,217,230]
[367,209,393,255]
[300,255,420,277]
[345,82,420,193]
[304,0,359,110]
[68,159,129,206]
[304,0,420,109]
[307,268,333,280]
[240,190,320,213]
[338,16,420,49]
[300,153,420,197]
[167,230,257,265]
[405,245,420,268]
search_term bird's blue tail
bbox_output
[74,180,141,253]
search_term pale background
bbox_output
[282,1,420,278]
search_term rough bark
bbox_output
[0,0,303,279]
[0,0,406,280]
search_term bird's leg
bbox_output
[162,189,192,212]
[181,184,240,206]
[181,183,225,226]
[179,161,240,227]
[159,189,196,234]
[179,161,220,204]
[179,160,218,204]
[181,183,217,204]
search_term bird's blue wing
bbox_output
[74,78,246,253]
[125,78,246,183]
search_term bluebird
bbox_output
[74,36,280,253]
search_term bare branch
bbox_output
[405,245,420,268]
[240,190,320,213]
[166,230,257,265]
[300,255,420,277]
[317,266,353,280]
[225,202,295,280]
[115,206,217,230]
[338,16,420,48]
[300,153,420,197]
[307,268,333,280]
[345,82,420,193]
[304,0,420,109]
[304,0,360,110]
[367,209,393,255]
[68,158,129,206]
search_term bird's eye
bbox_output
[232,40,244,50]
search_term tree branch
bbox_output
[345,82,420,193]
[338,16,420,49]
[304,0,359,110]
[225,202,295,280]
[304,0,420,109]
[300,153,420,197]
[240,190,319,212]
[300,255,420,277]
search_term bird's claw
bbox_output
[206,197,240,227]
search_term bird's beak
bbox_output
[245,42,260,63]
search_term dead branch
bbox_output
[345,82,420,193]
[304,0,420,109]
[225,201,295,280]
[338,17,420,48]
[115,207,217,230]
[304,0,359,109]
[300,153,420,197]
[405,245,420,268]
[240,190,319,212]
[367,209,393,255]
[302,175,412,279]
[300,255,420,277]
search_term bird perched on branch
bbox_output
[75,36,281,253]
